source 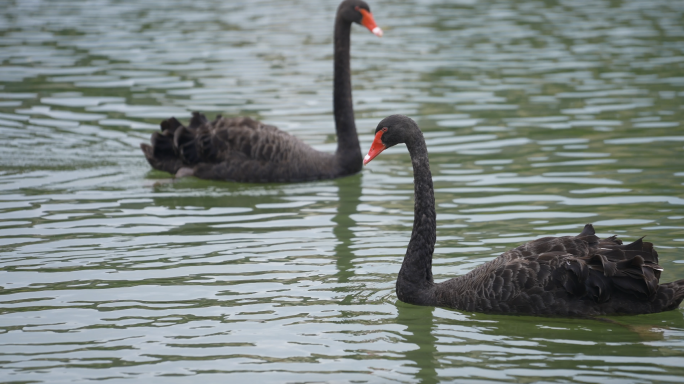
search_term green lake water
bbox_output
[1,0,684,382]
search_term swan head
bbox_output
[364,115,419,165]
[339,0,383,37]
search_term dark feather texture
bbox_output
[436,225,677,316]
[365,114,684,317]
[141,114,345,182]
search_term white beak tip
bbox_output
[363,154,371,165]
[372,27,383,37]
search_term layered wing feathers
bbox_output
[437,224,677,316]
[141,112,338,182]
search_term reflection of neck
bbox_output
[333,14,361,171]
[397,304,439,384]
[396,131,437,305]
[332,176,362,287]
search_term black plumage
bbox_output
[141,114,342,182]
[364,114,684,317]
[140,0,383,182]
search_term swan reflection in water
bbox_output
[332,174,362,293]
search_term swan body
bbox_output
[363,114,684,317]
[141,114,350,182]
[141,0,382,183]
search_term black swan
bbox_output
[140,0,383,182]
[363,114,684,316]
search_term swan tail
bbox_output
[653,279,684,312]
[173,113,217,165]
[561,228,663,304]
[189,111,209,129]
[141,113,219,174]
[160,116,183,134]
[578,223,596,237]
[140,117,185,174]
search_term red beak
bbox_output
[363,129,387,165]
[358,8,383,37]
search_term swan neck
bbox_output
[396,132,438,305]
[333,15,361,169]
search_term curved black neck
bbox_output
[396,131,437,305]
[333,14,362,171]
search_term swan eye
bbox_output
[381,127,388,132]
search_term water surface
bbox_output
[1,0,684,382]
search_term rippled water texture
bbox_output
[1,0,684,382]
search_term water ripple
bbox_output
[1,0,683,382]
